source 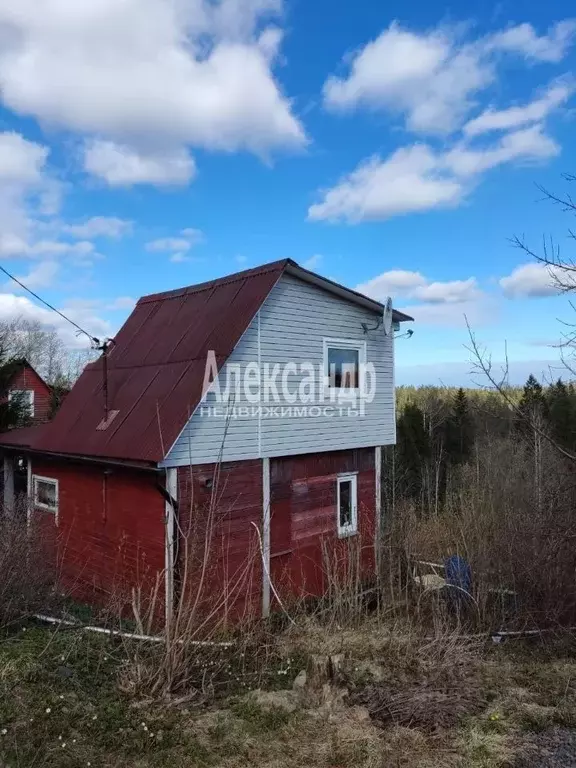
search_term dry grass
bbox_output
[0,510,57,629]
[4,622,576,767]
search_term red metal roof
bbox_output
[5,257,413,465]
[0,424,48,448]
[32,260,289,463]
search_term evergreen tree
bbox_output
[444,387,475,465]
[396,403,431,500]
[547,378,576,452]
[519,374,546,413]
[517,374,549,449]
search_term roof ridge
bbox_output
[139,258,293,305]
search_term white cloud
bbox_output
[146,228,205,255]
[309,125,559,222]
[323,23,488,134]
[106,296,136,310]
[170,252,192,263]
[83,141,196,186]
[0,131,48,184]
[308,145,462,222]
[499,262,563,297]
[464,82,573,136]
[357,269,426,298]
[8,260,59,291]
[0,237,96,259]
[412,278,480,304]
[404,299,492,327]
[323,20,575,135]
[0,0,305,188]
[0,293,111,348]
[357,269,480,305]
[302,254,323,270]
[180,228,204,245]
[63,216,133,239]
[147,238,193,253]
[488,20,576,62]
[444,124,558,176]
[357,267,493,327]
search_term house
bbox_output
[0,260,412,622]
[6,359,52,424]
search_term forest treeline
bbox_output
[391,376,576,513]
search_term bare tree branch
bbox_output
[465,319,576,463]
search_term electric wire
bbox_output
[0,263,101,346]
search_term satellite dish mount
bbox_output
[382,297,393,336]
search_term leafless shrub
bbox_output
[383,434,576,630]
[0,507,56,628]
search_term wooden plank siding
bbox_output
[175,460,263,622]
[163,273,396,466]
[29,458,165,613]
[9,364,52,423]
[269,448,376,604]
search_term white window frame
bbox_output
[32,475,58,515]
[9,389,35,418]
[336,472,358,538]
[322,338,366,395]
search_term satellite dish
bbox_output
[382,297,393,335]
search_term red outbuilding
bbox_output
[6,359,53,424]
[0,260,412,624]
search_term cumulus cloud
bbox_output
[404,299,493,328]
[63,216,133,239]
[0,0,306,187]
[323,20,575,134]
[146,228,205,257]
[0,131,48,185]
[7,260,59,291]
[488,20,576,62]
[464,81,573,136]
[356,269,427,298]
[83,141,196,187]
[499,262,563,297]
[0,293,112,348]
[357,269,480,305]
[308,146,462,222]
[308,125,559,222]
[356,268,491,328]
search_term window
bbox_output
[337,473,358,537]
[33,476,58,513]
[9,389,34,418]
[323,339,366,391]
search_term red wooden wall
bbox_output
[175,460,263,623]
[10,364,52,423]
[270,448,376,603]
[30,458,165,614]
[25,447,376,625]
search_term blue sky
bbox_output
[0,1,575,385]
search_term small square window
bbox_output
[33,476,58,513]
[9,389,34,417]
[323,339,366,391]
[337,473,358,537]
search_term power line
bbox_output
[0,263,101,346]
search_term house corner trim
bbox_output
[375,446,382,567]
[164,467,178,625]
[262,457,271,618]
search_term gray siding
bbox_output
[163,274,396,467]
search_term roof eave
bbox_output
[285,262,414,322]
